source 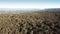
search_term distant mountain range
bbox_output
[0,8,60,14]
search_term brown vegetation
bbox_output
[0,11,60,34]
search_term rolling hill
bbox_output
[0,9,60,34]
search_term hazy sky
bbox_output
[0,0,60,9]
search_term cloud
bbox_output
[0,3,60,9]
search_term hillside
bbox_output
[0,9,60,34]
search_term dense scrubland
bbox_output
[0,10,60,34]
